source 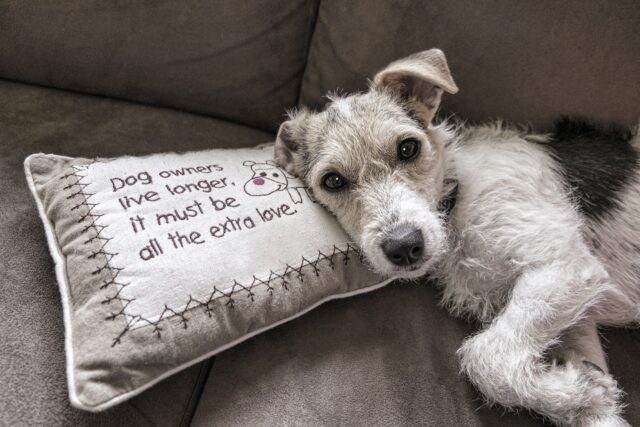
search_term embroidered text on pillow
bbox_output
[60,161,361,346]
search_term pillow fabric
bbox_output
[24,144,392,412]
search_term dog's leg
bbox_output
[457,257,628,426]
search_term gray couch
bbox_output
[1,1,638,425]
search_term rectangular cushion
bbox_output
[25,145,390,411]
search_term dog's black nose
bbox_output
[381,226,424,266]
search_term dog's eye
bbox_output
[322,172,348,192]
[398,138,420,161]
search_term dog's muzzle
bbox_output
[381,224,425,266]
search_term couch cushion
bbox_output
[0,80,273,425]
[192,282,640,426]
[192,284,545,426]
[299,0,640,129]
[0,0,318,132]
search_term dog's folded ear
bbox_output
[373,49,458,125]
[274,108,310,176]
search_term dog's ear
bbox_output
[373,49,458,125]
[242,160,256,167]
[274,108,310,176]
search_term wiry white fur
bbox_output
[583,162,640,326]
[437,122,635,426]
[330,96,354,119]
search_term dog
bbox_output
[273,49,640,426]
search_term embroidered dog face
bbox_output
[243,160,308,205]
[243,160,290,197]
[273,49,459,278]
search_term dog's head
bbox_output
[274,49,458,278]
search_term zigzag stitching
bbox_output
[107,242,360,346]
[61,161,133,346]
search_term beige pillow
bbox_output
[24,144,391,412]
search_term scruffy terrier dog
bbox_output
[274,49,639,426]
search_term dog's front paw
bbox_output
[574,413,630,427]
[458,334,628,426]
[581,360,620,404]
[574,360,627,427]
[549,354,626,426]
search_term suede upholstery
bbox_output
[194,284,640,426]
[193,284,542,426]
[299,0,640,129]
[0,0,318,132]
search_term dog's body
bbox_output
[441,120,640,327]
[274,49,639,426]
[441,120,639,426]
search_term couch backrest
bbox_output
[3,1,638,131]
[299,0,640,129]
[0,0,318,132]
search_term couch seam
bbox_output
[180,357,216,427]
[293,0,322,110]
[0,77,277,135]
